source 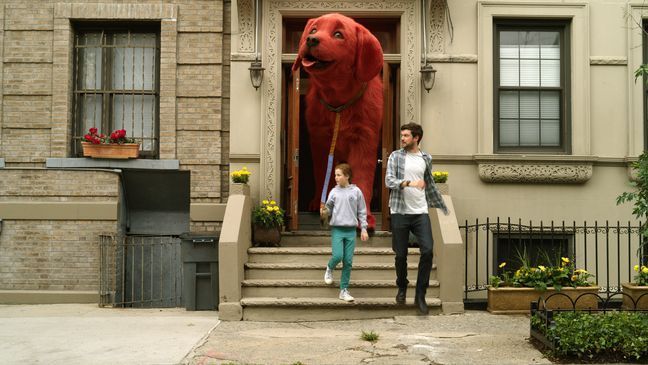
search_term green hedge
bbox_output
[533,311,648,362]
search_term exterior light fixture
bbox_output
[249,0,264,90]
[420,63,436,93]
[249,60,265,90]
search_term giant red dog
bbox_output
[292,13,383,230]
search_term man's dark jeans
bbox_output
[391,213,433,297]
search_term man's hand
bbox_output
[360,229,369,241]
[410,179,425,189]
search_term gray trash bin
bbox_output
[180,233,219,311]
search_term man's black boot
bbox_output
[395,288,406,305]
[414,295,429,315]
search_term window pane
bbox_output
[540,31,560,59]
[500,59,519,86]
[113,95,156,151]
[541,119,560,146]
[77,33,102,90]
[500,119,519,146]
[499,91,519,118]
[520,59,539,86]
[112,33,156,90]
[520,91,539,119]
[541,60,560,87]
[520,120,540,146]
[519,31,540,59]
[540,91,560,119]
[78,95,102,132]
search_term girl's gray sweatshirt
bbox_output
[325,184,368,230]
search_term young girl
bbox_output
[321,163,369,302]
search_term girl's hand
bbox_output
[360,229,369,241]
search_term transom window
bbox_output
[72,24,160,157]
[494,21,570,153]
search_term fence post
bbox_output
[430,195,465,313]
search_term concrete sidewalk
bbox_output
[0,304,220,365]
[0,304,550,365]
[183,311,551,365]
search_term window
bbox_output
[494,233,573,270]
[494,21,570,153]
[73,24,160,157]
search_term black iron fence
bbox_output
[99,234,182,307]
[460,218,646,302]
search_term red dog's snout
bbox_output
[306,36,319,48]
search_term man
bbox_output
[385,122,449,315]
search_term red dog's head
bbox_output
[292,13,383,83]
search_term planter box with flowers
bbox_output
[488,257,599,314]
[621,264,648,310]
[81,128,139,159]
[432,171,449,195]
[252,199,285,247]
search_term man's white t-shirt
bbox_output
[400,151,428,214]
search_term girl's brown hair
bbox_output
[335,163,352,182]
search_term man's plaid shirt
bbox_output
[385,148,449,215]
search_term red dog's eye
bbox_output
[333,31,344,39]
[309,28,317,34]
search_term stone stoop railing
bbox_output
[217,186,464,321]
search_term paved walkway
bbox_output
[0,304,551,365]
[183,311,550,365]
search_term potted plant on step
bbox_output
[230,166,251,195]
[81,127,139,159]
[432,171,449,195]
[252,199,285,247]
[488,255,598,314]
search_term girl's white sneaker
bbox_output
[324,266,333,285]
[339,289,354,302]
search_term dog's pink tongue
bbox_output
[302,59,315,68]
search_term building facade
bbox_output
[0,0,645,303]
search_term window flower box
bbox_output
[621,283,648,310]
[81,142,140,159]
[487,286,600,314]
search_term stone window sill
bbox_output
[45,158,179,170]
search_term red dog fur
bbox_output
[292,13,384,230]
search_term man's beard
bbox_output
[402,140,416,151]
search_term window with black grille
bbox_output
[494,233,573,269]
[72,24,160,157]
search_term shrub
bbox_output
[533,311,648,361]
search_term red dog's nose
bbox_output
[306,36,319,48]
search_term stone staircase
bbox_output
[239,231,442,321]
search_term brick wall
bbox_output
[0,169,119,291]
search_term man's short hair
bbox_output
[400,122,423,143]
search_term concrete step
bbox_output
[240,297,442,321]
[244,262,435,281]
[247,247,422,264]
[280,230,392,246]
[241,279,439,298]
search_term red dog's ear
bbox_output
[354,23,384,82]
[292,18,316,72]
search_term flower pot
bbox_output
[252,225,281,247]
[487,286,600,314]
[621,283,648,310]
[81,142,140,159]
[230,183,250,196]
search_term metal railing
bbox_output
[461,218,646,302]
[99,234,181,307]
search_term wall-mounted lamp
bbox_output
[420,63,436,93]
[420,0,435,93]
[249,60,265,90]
[249,0,264,90]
